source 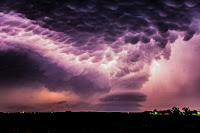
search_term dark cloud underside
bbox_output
[0,49,109,97]
[1,0,199,50]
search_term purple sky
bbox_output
[0,0,200,112]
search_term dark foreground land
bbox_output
[1,112,200,132]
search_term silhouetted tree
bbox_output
[182,107,190,112]
[153,109,158,112]
[171,107,180,115]
[182,107,191,115]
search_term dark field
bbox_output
[1,112,200,132]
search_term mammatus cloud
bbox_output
[0,0,200,111]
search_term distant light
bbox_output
[149,112,153,115]
[20,111,24,114]
[154,112,158,115]
[197,111,200,116]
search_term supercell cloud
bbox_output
[0,0,200,111]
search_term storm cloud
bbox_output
[97,92,146,111]
[1,0,200,53]
[0,49,109,97]
[0,0,200,111]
